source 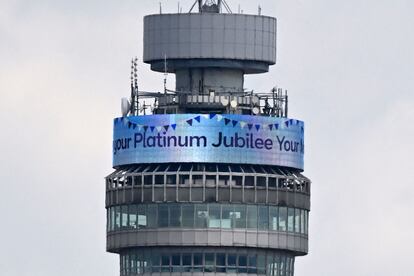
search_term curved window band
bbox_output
[107,203,308,235]
[120,249,294,276]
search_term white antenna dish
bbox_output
[220,97,229,106]
[252,107,260,115]
[121,97,131,117]
[251,96,259,105]
[230,100,238,109]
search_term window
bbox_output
[228,254,237,273]
[208,204,221,228]
[238,254,247,273]
[287,208,294,232]
[169,204,181,227]
[247,205,258,229]
[121,205,128,228]
[195,204,208,228]
[115,206,121,230]
[295,209,301,233]
[182,254,192,272]
[258,206,269,230]
[129,205,137,229]
[137,205,147,229]
[269,206,278,231]
[182,204,194,228]
[193,253,203,272]
[278,207,287,232]
[158,205,169,227]
[216,253,226,272]
[205,253,215,272]
[147,205,157,228]
[172,254,181,272]
[234,205,246,229]
[257,176,266,187]
[161,254,170,272]
[222,205,233,229]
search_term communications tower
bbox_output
[106,1,310,275]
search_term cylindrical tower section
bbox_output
[143,13,277,93]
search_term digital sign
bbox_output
[113,114,304,170]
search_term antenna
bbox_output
[163,54,168,94]
[130,57,139,116]
[159,2,162,14]
[258,5,262,15]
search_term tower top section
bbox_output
[143,12,277,74]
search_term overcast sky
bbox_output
[1,0,413,275]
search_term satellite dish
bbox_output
[252,107,260,115]
[230,100,238,109]
[251,96,259,105]
[121,97,131,117]
[220,97,229,106]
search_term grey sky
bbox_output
[0,0,413,275]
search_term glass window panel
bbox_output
[130,253,136,273]
[192,174,203,185]
[222,205,233,229]
[121,205,128,228]
[208,204,221,228]
[166,174,176,185]
[179,174,190,185]
[182,204,194,228]
[143,251,151,273]
[234,205,246,229]
[278,207,287,232]
[144,175,152,185]
[172,254,181,272]
[158,205,169,227]
[248,255,257,274]
[279,255,286,276]
[268,177,277,188]
[247,205,258,229]
[195,204,208,228]
[169,204,181,227]
[258,206,269,230]
[300,210,305,234]
[228,254,237,266]
[154,174,164,185]
[269,206,278,231]
[147,205,157,228]
[194,253,203,265]
[134,175,142,185]
[305,211,308,235]
[266,255,273,276]
[273,255,280,276]
[182,253,192,266]
[193,253,203,272]
[287,208,294,232]
[233,175,243,186]
[257,255,266,275]
[257,176,266,187]
[115,206,121,230]
[218,175,230,186]
[161,254,170,272]
[206,175,216,186]
[245,176,254,186]
[217,253,226,266]
[238,255,247,273]
[151,252,160,272]
[137,205,147,229]
[110,207,115,231]
[205,253,215,272]
[295,209,301,233]
[128,205,137,229]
